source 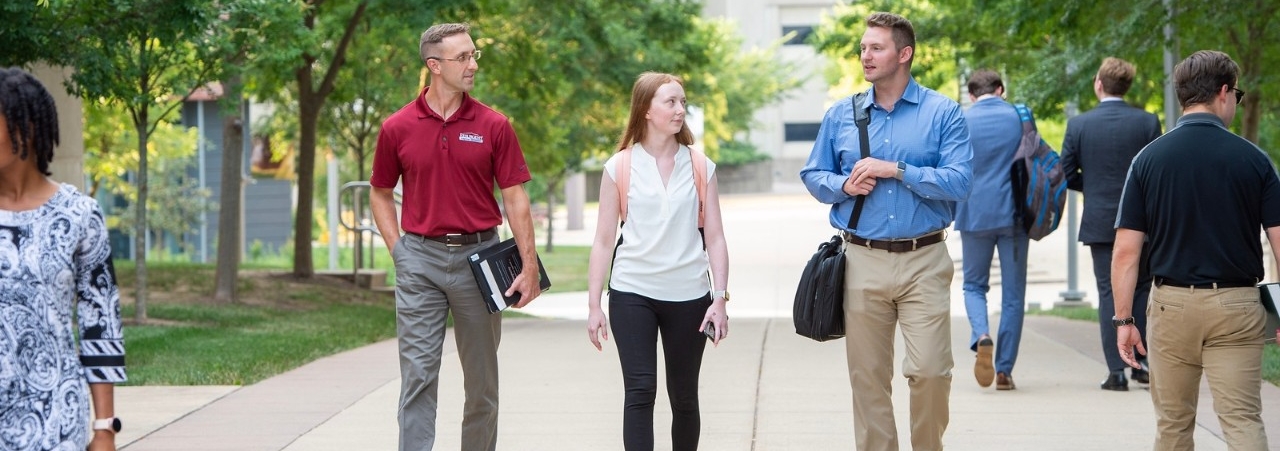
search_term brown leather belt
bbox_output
[842,230,946,253]
[411,228,497,247]
[1154,277,1255,289]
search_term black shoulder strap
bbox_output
[848,92,871,230]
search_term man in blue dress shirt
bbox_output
[955,70,1027,392]
[800,11,972,451]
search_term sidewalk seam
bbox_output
[278,375,401,450]
[749,318,771,451]
[119,387,243,450]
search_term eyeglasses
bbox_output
[428,50,481,63]
[1233,87,1245,105]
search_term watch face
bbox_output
[112,417,122,432]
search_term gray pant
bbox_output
[392,233,502,451]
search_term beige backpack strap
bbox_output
[617,146,707,227]
[616,148,632,222]
[689,147,708,228]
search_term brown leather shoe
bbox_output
[974,336,994,387]
[996,372,1015,390]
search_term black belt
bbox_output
[1153,277,1256,290]
[842,230,946,253]
[410,228,497,247]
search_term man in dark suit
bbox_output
[1061,57,1161,391]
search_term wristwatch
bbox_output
[713,290,730,302]
[895,161,906,180]
[1111,316,1135,328]
[93,417,122,433]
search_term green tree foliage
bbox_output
[246,0,465,279]
[0,1,72,66]
[55,0,221,321]
[683,18,804,157]
[442,0,799,249]
[83,101,212,258]
[322,17,422,184]
[810,0,1279,151]
[811,1,960,100]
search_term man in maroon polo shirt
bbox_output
[369,22,542,451]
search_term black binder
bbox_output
[468,238,551,313]
[1257,283,1280,343]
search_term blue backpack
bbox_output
[1010,104,1066,241]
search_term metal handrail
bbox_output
[335,181,399,235]
[337,181,401,276]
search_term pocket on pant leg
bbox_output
[1216,289,1268,342]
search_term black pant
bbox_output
[1090,243,1152,373]
[609,289,711,451]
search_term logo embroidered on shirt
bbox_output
[459,132,484,143]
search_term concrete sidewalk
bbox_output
[117,188,1280,450]
[118,316,1280,450]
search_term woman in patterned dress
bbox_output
[0,67,126,451]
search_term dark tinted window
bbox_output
[785,123,822,142]
[782,26,814,45]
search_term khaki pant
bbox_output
[843,240,954,451]
[1148,284,1269,451]
[393,233,503,451]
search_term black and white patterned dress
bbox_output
[0,183,126,451]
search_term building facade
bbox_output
[703,0,842,182]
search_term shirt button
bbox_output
[888,190,893,194]
[883,139,889,143]
[889,215,895,219]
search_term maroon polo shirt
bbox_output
[370,88,531,236]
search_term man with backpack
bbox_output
[1061,57,1161,391]
[956,70,1029,391]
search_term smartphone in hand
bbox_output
[703,321,717,341]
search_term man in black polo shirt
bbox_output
[1113,49,1280,450]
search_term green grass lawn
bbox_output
[112,246,590,386]
[1030,307,1280,386]
[120,301,396,385]
[535,245,591,292]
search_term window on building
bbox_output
[785,123,822,142]
[782,26,814,46]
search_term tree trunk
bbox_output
[133,110,149,322]
[214,75,244,302]
[543,175,562,253]
[292,0,367,279]
[294,73,318,278]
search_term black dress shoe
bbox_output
[1131,368,1149,385]
[1101,372,1129,391]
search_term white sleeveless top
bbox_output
[604,144,716,301]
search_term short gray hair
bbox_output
[419,23,471,64]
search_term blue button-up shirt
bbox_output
[800,79,973,240]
